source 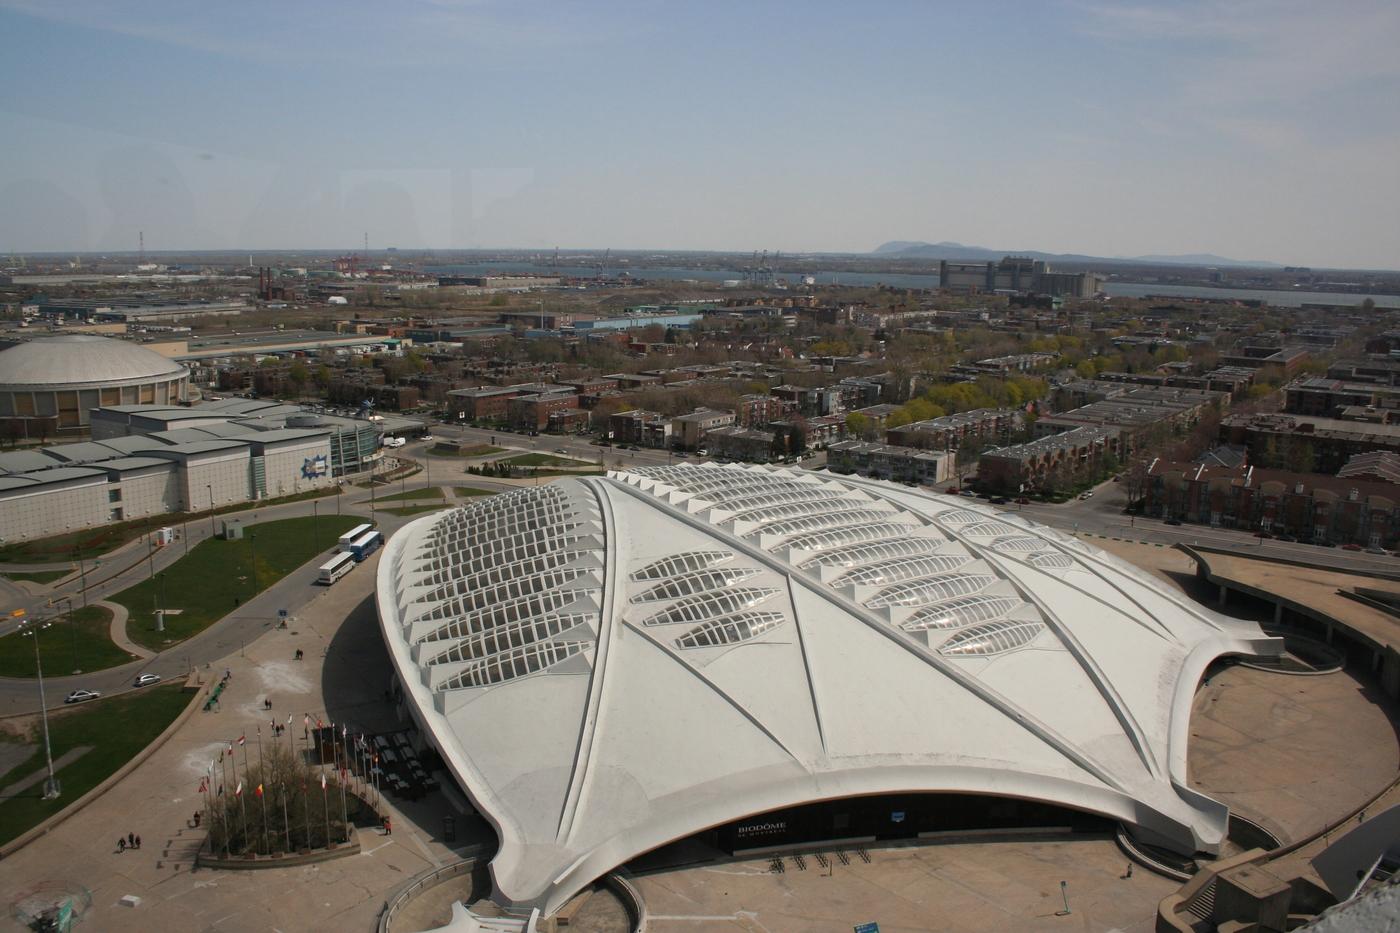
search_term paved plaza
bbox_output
[0,555,489,933]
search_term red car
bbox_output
[1341,543,1363,551]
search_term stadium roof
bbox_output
[0,335,185,388]
[376,464,1281,916]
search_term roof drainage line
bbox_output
[783,573,829,757]
[972,545,1162,782]
[1046,543,1228,636]
[553,479,617,846]
[608,473,1131,796]
[621,618,803,764]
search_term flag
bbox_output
[238,735,246,747]
[235,781,243,797]
[287,713,293,725]
[255,783,264,798]
[320,773,327,790]
[304,714,310,728]
[198,777,208,793]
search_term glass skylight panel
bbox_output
[745,508,905,541]
[833,553,973,587]
[799,536,947,570]
[939,619,1046,657]
[731,499,843,523]
[642,587,779,625]
[706,486,846,511]
[675,611,786,649]
[440,640,589,690]
[1027,552,1076,570]
[414,549,589,604]
[630,551,733,581]
[900,594,1024,631]
[427,567,588,618]
[951,521,1025,538]
[631,567,760,602]
[784,522,914,553]
[422,588,592,643]
[988,536,1044,553]
[866,572,995,608]
[934,509,990,525]
[424,612,591,666]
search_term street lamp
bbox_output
[18,620,60,800]
[312,498,319,550]
[58,597,78,674]
[207,484,216,539]
[249,533,258,596]
[72,549,88,609]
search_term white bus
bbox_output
[348,530,383,562]
[338,523,374,552]
[317,552,356,586]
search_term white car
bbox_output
[421,434,435,443]
[64,689,101,704]
[133,673,162,688]
[1078,491,1094,500]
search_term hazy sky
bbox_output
[1,1,1397,268]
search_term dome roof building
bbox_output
[376,464,1281,917]
[0,335,189,435]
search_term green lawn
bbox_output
[0,605,131,678]
[431,443,504,458]
[382,504,450,516]
[113,515,361,651]
[0,486,344,563]
[376,486,446,503]
[1,569,71,586]
[524,468,605,478]
[452,487,495,498]
[0,684,192,847]
[498,452,591,468]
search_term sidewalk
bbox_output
[0,555,481,932]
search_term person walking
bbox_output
[118,838,125,853]
[383,816,392,836]
[127,831,135,849]
[135,834,142,850]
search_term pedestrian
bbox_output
[383,816,392,836]
[118,838,126,853]
[135,835,142,850]
[127,831,135,848]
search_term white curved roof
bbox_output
[0,335,186,388]
[376,465,1281,916]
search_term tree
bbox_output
[846,412,871,440]
[288,361,309,397]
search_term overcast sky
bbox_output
[0,0,1396,268]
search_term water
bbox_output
[425,262,1400,309]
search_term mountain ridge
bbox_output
[872,240,1280,268]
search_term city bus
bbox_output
[317,551,356,585]
[338,523,374,552]
[348,530,383,562]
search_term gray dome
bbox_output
[0,335,187,389]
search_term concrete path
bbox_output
[100,600,156,661]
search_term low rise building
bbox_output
[704,425,776,462]
[1222,412,1400,473]
[977,426,1117,494]
[1144,459,1400,547]
[826,440,952,485]
[886,408,1022,451]
[508,392,579,431]
[671,408,736,449]
[447,386,521,421]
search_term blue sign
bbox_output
[890,811,905,824]
[855,924,880,933]
[301,455,329,479]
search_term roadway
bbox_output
[2,428,1394,713]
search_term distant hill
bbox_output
[872,240,1279,268]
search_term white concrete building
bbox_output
[377,464,1281,917]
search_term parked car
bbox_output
[1365,546,1388,555]
[64,689,101,704]
[554,447,568,454]
[133,673,162,688]
[960,490,977,498]
[1078,491,1094,500]
[1274,534,1297,542]
[1341,543,1363,551]
[1165,518,1183,526]
[991,496,1010,505]
[420,434,434,443]
[1254,531,1273,539]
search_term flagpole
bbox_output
[220,748,231,858]
[339,725,349,834]
[256,727,267,854]
[322,774,330,848]
[304,776,311,851]
[281,785,291,853]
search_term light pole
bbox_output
[207,484,216,539]
[249,533,258,597]
[312,499,319,550]
[73,549,88,609]
[59,597,78,674]
[19,620,60,799]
